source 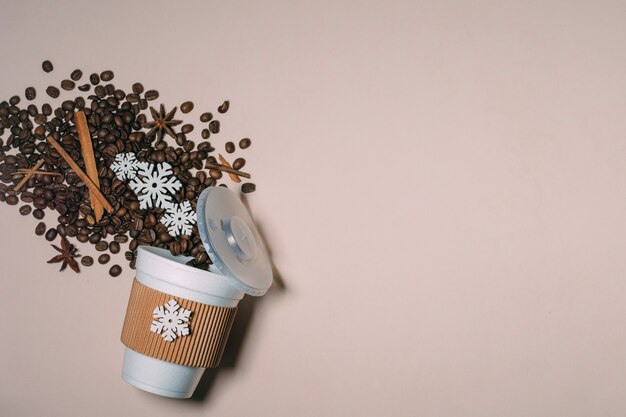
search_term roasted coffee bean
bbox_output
[95,241,109,251]
[41,103,52,115]
[233,158,246,170]
[241,182,256,193]
[46,86,60,98]
[114,234,128,243]
[76,234,89,243]
[239,137,251,149]
[45,228,58,241]
[43,188,55,201]
[56,224,67,237]
[100,70,114,81]
[98,254,110,264]
[19,205,32,216]
[34,114,47,124]
[150,150,166,163]
[9,95,20,105]
[145,213,157,227]
[6,195,18,205]
[195,252,209,264]
[180,101,194,113]
[35,222,46,236]
[88,233,101,244]
[78,83,90,92]
[109,264,122,277]
[179,238,189,252]
[174,133,185,146]
[126,201,139,211]
[32,208,45,219]
[132,82,144,94]
[66,224,77,237]
[70,69,82,81]
[209,169,223,179]
[81,256,94,266]
[198,142,214,153]
[132,218,143,231]
[200,112,212,122]
[209,120,220,133]
[25,87,36,101]
[183,141,195,152]
[109,241,120,254]
[42,60,54,72]
[217,100,230,113]
[126,93,139,103]
[125,251,134,261]
[61,100,74,111]
[27,104,38,116]
[144,90,159,101]
[225,142,235,153]
[159,232,174,243]
[89,73,100,85]
[196,170,207,183]
[114,207,127,218]
[181,124,193,134]
[56,203,67,216]
[201,128,210,139]
[169,241,181,256]
[61,79,75,91]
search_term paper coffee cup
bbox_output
[121,246,244,398]
[120,187,273,399]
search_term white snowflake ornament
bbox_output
[110,152,147,180]
[160,200,196,237]
[150,299,191,342]
[129,162,182,209]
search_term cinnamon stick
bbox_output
[218,154,242,183]
[46,135,114,213]
[75,111,104,221]
[14,170,63,177]
[13,159,44,191]
[206,163,251,180]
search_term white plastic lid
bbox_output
[196,186,273,296]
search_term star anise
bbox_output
[47,236,81,273]
[144,104,182,141]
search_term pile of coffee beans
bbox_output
[0,60,256,277]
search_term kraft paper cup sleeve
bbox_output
[121,278,237,368]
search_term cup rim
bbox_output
[137,246,223,278]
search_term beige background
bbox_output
[1,1,625,416]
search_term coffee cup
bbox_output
[120,187,272,398]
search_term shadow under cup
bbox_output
[121,246,244,399]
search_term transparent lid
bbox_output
[196,187,273,296]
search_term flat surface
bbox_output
[1,1,625,416]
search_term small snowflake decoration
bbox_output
[160,200,196,237]
[111,152,147,180]
[129,162,182,209]
[150,299,191,342]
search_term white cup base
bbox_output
[122,348,205,399]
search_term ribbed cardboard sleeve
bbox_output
[121,278,238,368]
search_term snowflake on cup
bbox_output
[129,162,182,209]
[110,152,147,180]
[160,200,196,237]
[150,299,191,342]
